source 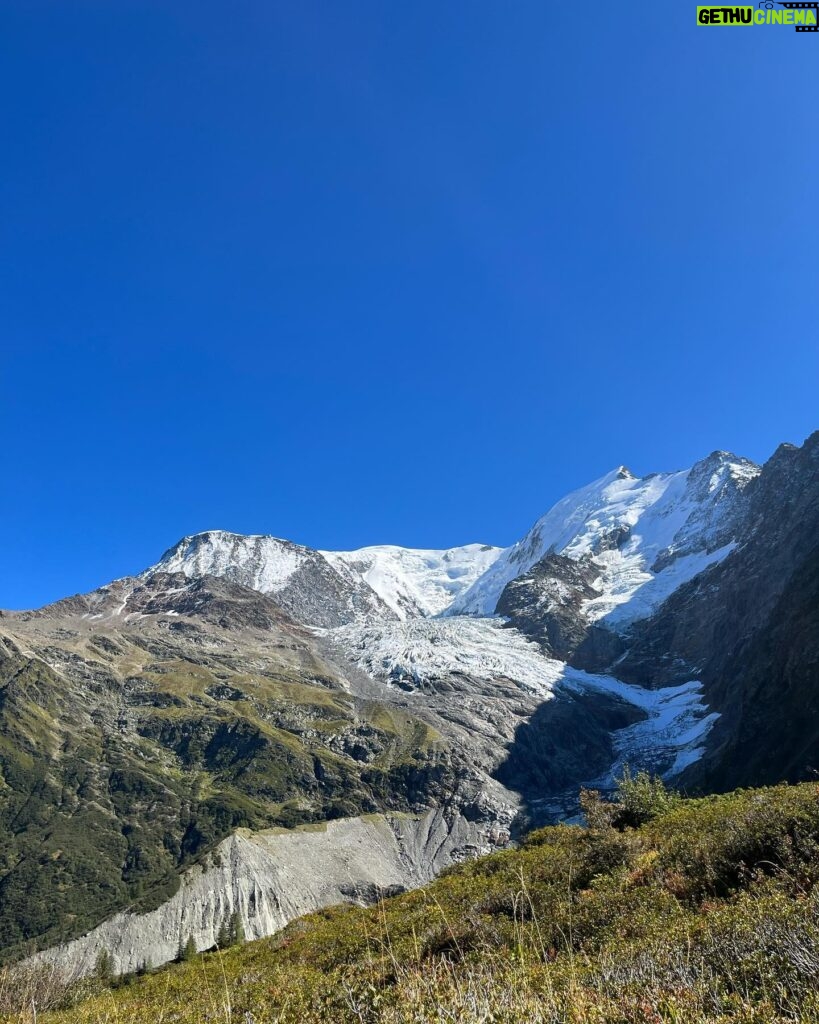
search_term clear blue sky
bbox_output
[2,2,817,609]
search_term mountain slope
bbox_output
[489,432,819,794]
[151,532,394,627]
[0,573,478,962]
[600,433,819,791]
[449,452,758,625]
[0,572,718,969]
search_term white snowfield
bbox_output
[323,543,503,619]
[448,453,759,625]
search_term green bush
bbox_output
[613,765,680,827]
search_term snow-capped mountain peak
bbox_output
[148,530,503,625]
[155,531,310,592]
[447,452,760,624]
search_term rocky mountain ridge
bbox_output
[152,532,503,625]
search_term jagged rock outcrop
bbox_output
[495,553,601,659]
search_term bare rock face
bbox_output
[495,553,601,660]
[30,810,492,978]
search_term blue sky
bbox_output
[2,2,817,609]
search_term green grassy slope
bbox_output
[0,640,444,962]
[12,780,819,1024]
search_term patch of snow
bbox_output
[560,672,719,781]
[323,544,503,619]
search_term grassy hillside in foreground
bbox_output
[8,780,819,1023]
